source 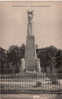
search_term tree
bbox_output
[7,44,25,73]
[0,47,8,74]
[19,44,25,58]
[56,50,62,78]
[36,46,58,74]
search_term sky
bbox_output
[0,1,62,49]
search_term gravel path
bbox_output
[0,94,59,99]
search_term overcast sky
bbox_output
[0,2,62,49]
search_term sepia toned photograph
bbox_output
[0,1,62,99]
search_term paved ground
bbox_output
[0,94,61,99]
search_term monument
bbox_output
[25,10,41,72]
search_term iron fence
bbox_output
[0,72,62,94]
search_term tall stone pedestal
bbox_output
[25,10,41,73]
